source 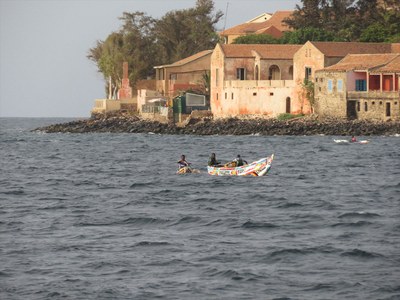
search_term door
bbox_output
[286,97,291,113]
[347,101,357,119]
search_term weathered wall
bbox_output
[212,80,296,118]
[211,44,301,118]
[314,71,348,118]
[293,41,327,114]
[315,70,400,121]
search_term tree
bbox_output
[154,0,222,63]
[88,1,223,95]
[232,34,280,44]
[284,0,325,30]
[88,12,158,98]
[280,27,335,44]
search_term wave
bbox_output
[338,212,381,218]
[134,241,171,247]
[241,220,278,229]
[75,216,170,227]
[331,220,373,227]
[340,248,384,259]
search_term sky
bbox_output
[0,0,301,118]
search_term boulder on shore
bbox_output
[33,113,400,136]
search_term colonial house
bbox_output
[210,43,302,118]
[219,11,293,44]
[153,50,212,100]
[314,53,400,121]
[293,41,400,113]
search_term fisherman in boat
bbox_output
[350,135,357,142]
[177,154,191,169]
[208,153,221,167]
[233,154,247,167]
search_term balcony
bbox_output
[347,90,399,100]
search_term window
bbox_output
[231,93,234,100]
[327,79,333,93]
[216,69,219,86]
[170,74,177,80]
[253,92,257,96]
[305,67,312,81]
[355,79,366,91]
[364,102,368,111]
[357,102,360,112]
[237,68,246,80]
[225,92,227,99]
[386,103,391,117]
[337,79,343,92]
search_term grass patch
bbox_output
[276,113,304,121]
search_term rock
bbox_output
[31,113,400,136]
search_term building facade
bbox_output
[315,54,400,121]
[210,43,302,118]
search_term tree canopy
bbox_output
[234,0,400,44]
[88,0,222,96]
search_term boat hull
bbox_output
[207,155,274,176]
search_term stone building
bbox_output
[315,53,400,121]
[210,43,302,118]
[293,41,400,114]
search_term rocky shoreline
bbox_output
[33,113,400,136]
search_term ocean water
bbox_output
[1,117,400,300]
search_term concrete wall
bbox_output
[212,80,296,118]
[91,99,121,114]
[137,89,164,112]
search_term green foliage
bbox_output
[277,113,304,120]
[302,79,315,105]
[88,0,222,96]
[282,0,400,43]
[153,0,222,63]
[359,23,389,42]
[232,34,280,44]
[280,27,335,44]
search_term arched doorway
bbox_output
[286,97,291,113]
[269,65,280,80]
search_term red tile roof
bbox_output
[311,42,396,57]
[154,50,212,69]
[320,53,400,71]
[220,44,302,59]
[220,11,293,36]
[373,55,400,73]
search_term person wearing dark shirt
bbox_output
[234,154,247,167]
[208,153,221,166]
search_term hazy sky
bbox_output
[0,0,301,117]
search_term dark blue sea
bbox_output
[1,117,400,300]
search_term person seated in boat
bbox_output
[233,154,247,167]
[208,153,221,167]
[350,136,357,142]
[177,154,190,169]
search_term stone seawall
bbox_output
[33,113,400,136]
